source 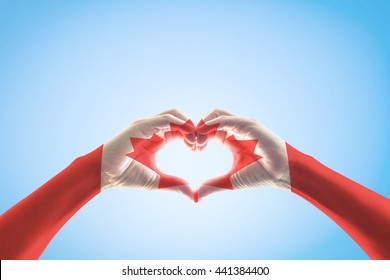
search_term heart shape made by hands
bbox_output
[156,135,233,194]
[126,119,262,202]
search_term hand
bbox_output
[101,109,196,200]
[195,109,291,201]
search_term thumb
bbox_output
[158,173,193,201]
[196,174,233,202]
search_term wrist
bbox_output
[66,145,104,196]
[285,143,319,195]
[75,146,104,176]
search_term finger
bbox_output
[196,120,231,150]
[196,110,234,148]
[158,174,193,200]
[170,119,196,135]
[184,132,196,146]
[150,115,196,145]
[183,137,196,151]
[195,186,230,202]
[195,119,218,151]
[166,130,196,150]
[196,118,220,135]
[156,109,196,139]
[150,114,187,130]
[167,185,194,201]
[200,116,251,140]
[202,109,234,123]
[195,133,209,149]
[196,174,233,202]
[195,131,227,152]
[197,109,233,140]
[170,119,196,150]
[157,109,190,123]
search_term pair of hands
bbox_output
[101,109,291,202]
[2,108,389,260]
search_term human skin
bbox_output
[1,109,389,259]
[196,109,390,259]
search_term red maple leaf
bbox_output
[126,121,195,189]
[196,120,263,191]
[201,135,262,190]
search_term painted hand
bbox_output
[101,109,196,200]
[195,109,291,202]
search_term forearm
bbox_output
[286,143,390,259]
[0,146,103,259]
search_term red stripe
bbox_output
[0,146,103,259]
[286,143,390,259]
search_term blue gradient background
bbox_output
[1,0,389,259]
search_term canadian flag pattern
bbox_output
[101,117,195,199]
[195,118,291,202]
[0,110,389,260]
[195,110,390,260]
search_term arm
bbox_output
[0,110,195,259]
[197,109,390,259]
[287,144,390,259]
[0,147,102,259]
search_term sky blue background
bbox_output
[1,0,389,259]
